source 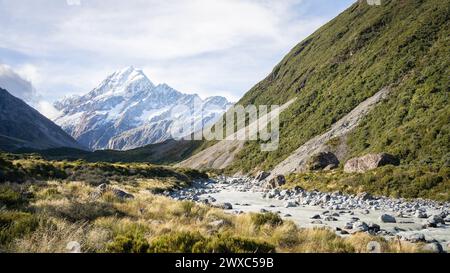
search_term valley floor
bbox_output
[168,176,450,253]
[0,178,434,253]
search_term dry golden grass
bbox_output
[1,181,424,253]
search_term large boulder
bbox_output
[306,152,339,171]
[220,203,233,210]
[357,192,374,201]
[254,171,270,182]
[91,183,134,200]
[422,242,444,253]
[111,188,134,200]
[267,175,286,189]
[380,214,397,223]
[344,153,399,173]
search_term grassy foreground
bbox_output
[0,180,423,253]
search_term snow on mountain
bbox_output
[53,66,233,151]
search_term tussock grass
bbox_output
[0,181,421,253]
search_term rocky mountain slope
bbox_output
[0,88,84,151]
[181,0,449,174]
[54,66,232,151]
[177,98,297,170]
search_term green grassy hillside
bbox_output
[224,0,449,173]
[11,139,203,165]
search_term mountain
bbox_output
[15,139,204,165]
[54,66,233,151]
[0,88,85,152]
[178,0,449,173]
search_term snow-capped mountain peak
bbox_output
[89,66,154,99]
[54,67,233,151]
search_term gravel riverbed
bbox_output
[164,176,450,252]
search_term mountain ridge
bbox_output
[54,66,233,151]
[0,88,85,152]
[179,0,450,174]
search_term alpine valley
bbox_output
[0,0,449,254]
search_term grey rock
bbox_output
[357,192,374,201]
[255,171,270,182]
[344,223,353,229]
[306,152,340,171]
[221,203,233,210]
[415,211,428,219]
[324,216,338,221]
[66,241,82,253]
[429,215,445,225]
[321,194,331,203]
[111,189,134,199]
[284,201,297,208]
[422,242,444,253]
[344,153,399,173]
[209,220,226,228]
[368,223,380,233]
[380,214,397,223]
[353,221,369,232]
[267,175,286,189]
[402,233,426,243]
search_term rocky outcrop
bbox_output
[254,171,270,182]
[344,153,399,173]
[177,99,296,170]
[306,152,339,171]
[266,87,391,180]
[91,183,134,200]
[266,175,286,189]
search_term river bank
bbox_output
[166,176,450,252]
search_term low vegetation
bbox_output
[0,180,422,253]
[285,165,450,202]
[0,153,207,190]
[212,0,449,174]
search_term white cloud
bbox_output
[0,0,354,102]
[16,64,42,86]
[0,64,36,103]
[0,64,61,119]
[36,100,61,120]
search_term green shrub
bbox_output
[148,231,276,253]
[0,211,40,245]
[200,233,276,253]
[106,233,149,253]
[0,185,28,209]
[286,166,450,201]
[149,231,205,253]
[251,212,283,227]
[41,201,124,223]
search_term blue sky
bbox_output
[0,0,355,117]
